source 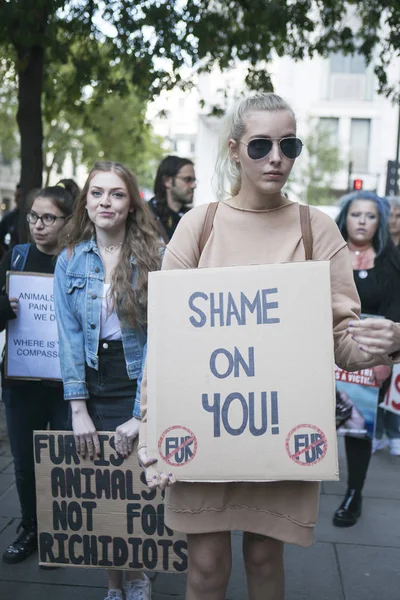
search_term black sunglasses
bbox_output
[241,137,303,160]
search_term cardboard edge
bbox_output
[148,260,332,280]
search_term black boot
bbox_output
[2,518,37,563]
[333,489,362,527]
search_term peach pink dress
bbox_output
[139,200,396,546]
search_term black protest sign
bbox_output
[34,431,187,571]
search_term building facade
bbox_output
[150,53,400,206]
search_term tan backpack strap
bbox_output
[299,204,313,261]
[199,202,219,255]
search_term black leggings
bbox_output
[344,435,372,492]
[3,383,68,521]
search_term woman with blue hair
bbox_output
[334,190,400,527]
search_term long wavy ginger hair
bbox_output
[61,161,162,327]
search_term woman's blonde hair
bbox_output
[60,161,162,327]
[215,93,296,200]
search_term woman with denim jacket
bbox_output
[54,161,162,600]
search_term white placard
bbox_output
[6,272,61,380]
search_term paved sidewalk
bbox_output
[0,436,399,600]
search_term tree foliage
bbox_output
[0,68,18,164]
[292,121,344,205]
[39,48,163,187]
[2,1,399,107]
[79,91,164,189]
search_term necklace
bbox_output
[348,243,374,271]
[354,250,369,278]
[100,242,123,254]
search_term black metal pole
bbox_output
[395,99,400,196]
[348,160,353,192]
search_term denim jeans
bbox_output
[2,382,69,521]
[85,340,138,430]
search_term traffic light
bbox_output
[385,160,400,196]
[353,179,363,191]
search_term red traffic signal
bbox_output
[353,179,363,191]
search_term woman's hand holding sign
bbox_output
[115,416,141,457]
[71,400,100,459]
[372,365,392,387]
[348,318,400,356]
[72,406,143,460]
[137,446,176,490]
[9,297,19,315]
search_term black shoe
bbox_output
[333,489,362,528]
[2,519,38,564]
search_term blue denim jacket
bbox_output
[54,239,146,418]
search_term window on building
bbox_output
[328,52,372,101]
[350,119,370,172]
[319,117,339,147]
[330,52,367,74]
[178,139,191,155]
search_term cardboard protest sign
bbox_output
[147,261,338,482]
[6,272,61,380]
[335,367,379,439]
[381,364,400,415]
[34,432,187,571]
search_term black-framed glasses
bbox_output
[26,212,66,226]
[241,137,303,160]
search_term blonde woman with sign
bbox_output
[0,182,75,564]
[138,93,400,600]
[54,162,161,600]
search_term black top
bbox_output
[0,244,59,389]
[148,197,190,242]
[350,244,400,397]
[353,244,400,322]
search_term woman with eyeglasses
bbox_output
[137,93,400,600]
[0,182,76,564]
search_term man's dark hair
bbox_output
[153,155,194,204]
